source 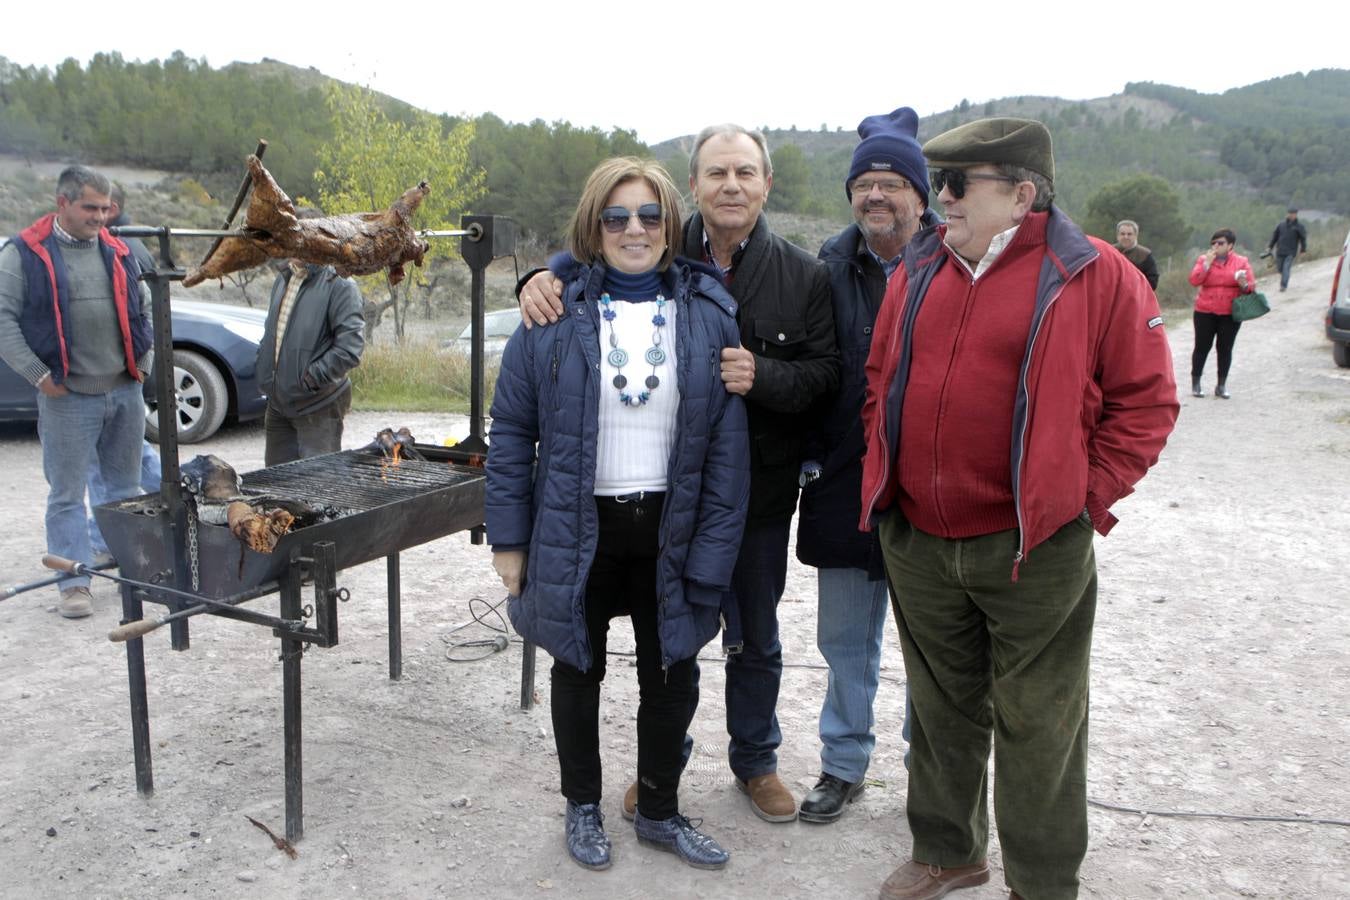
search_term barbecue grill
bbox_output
[94,199,517,843]
[97,446,485,603]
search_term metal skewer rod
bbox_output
[110,226,250,239]
[416,228,478,238]
[39,555,301,640]
[109,226,475,240]
[200,139,268,267]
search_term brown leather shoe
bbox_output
[878,859,990,900]
[734,773,797,822]
[621,781,637,822]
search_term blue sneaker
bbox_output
[633,809,730,870]
[564,800,611,870]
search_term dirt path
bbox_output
[0,259,1346,899]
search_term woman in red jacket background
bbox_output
[1189,228,1256,399]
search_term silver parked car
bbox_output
[442,307,521,360]
[1327,227,1350,368]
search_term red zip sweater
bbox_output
[861,208,1179,576]
[898,223,1041,538]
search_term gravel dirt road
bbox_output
[0,258,1346,899]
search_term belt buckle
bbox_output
[615,491,644,504]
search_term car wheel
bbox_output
[1334,341,1350,369]
[145,349,229,444]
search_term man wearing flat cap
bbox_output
[860,117,1179,899]
[796,107,939,824]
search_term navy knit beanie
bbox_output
[846,107,929,205]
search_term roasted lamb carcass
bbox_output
[183,155,430,287]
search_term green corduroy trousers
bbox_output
[878,510,1097,900]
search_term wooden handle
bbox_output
[108,618,161,642]
[41,554,80,573]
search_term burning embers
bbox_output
[177,429,451,555]
[358,427,425,481]
[181,454,344,555]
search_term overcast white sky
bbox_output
[5,1,1343,145]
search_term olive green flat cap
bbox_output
[922,117,1054,184]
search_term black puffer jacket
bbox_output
[680,213,838,523]
[796,213,939,575]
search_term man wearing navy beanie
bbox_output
[795,107,939,824]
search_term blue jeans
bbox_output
[816,566,909,783]
[88,440,161,555]
[724,517,790,780]
[1277,253,1295,289]
[38,382,145,591]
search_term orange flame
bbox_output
[380,442,403,482]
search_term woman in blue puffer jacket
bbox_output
[486,157,749,873]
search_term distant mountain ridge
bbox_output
[1,54,1346,252]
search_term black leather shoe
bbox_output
[798,773,864,824]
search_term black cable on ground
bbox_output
[442,595,521,662]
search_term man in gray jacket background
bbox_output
[255,207,364,466]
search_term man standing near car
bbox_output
[1267,207,1307,292]
[255,208,365,466]
[0,165,152,618]
[796,107,938,824]
[862,118,1178,898]
[517,126,839,823]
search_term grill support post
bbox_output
[388,552,402,680]
[520,642,536,710]
[120,582,154,795]
[280,565,304,843]
[142,250,194,652]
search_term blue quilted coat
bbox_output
[486,257,749,671]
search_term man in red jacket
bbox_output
[860,119,1178,900]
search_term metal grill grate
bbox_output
[242,451,477,512]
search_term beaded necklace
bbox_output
[599,292,667,406]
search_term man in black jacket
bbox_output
[255,208,365,466]
[1268,207,1308,292]
[518,128,839,823]
[1113,220,1159,290]
[796,108,938,824]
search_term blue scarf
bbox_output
[602,268,663,301]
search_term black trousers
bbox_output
[551,493,697,819]
[1191,311,1242,382]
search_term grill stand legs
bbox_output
[520,642,536,710]
[121,583,154,796]
[388,552,401,680]
[280,568,304,843]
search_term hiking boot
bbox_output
[879,859,991,899]
[621,781,637,822]
[735,773,797,822]
[564,800,611,871]
[633,809,730,870]
[59,587,93,619]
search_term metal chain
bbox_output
[186,500,200,592]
